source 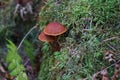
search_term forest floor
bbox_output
[0,0,120,80]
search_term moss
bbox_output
[38,0,120,79]
[38,53,54,80]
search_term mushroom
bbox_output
[43,22,67,36]
[38,22,67,51]
[44,22,67,51]
[38,32,60,51]
[38,31,55,42]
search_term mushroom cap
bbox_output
[38,32,56,42]
[43,22,67,36]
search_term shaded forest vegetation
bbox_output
[0,0,120,80]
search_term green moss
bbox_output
[38,54,54,80]
[38,0,120,79]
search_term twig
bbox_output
[106,44,116,51]
[0,63,6,73]
[92,60,120,79]
[102,37,119,42]
[17,24,38,50]
[24,59,30,66]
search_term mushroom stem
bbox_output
[49,41,60,52]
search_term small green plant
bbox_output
[54,50,68,69]
[38,43,54,80]
[6,40,28,80]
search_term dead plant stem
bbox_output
[17,24,38,50]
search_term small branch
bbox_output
[102,37,119,42]
[92,60,120,79]
[17,24,38,50]
[106,44,116,51]
[24,58,30,66]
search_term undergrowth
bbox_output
[0,2,15,43]
[6,40,28,80]
[0,0,120,80]
[37,0,120,80]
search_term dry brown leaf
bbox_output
[102,76,109,80]
[111,64,119,80]
[101,69,109,80]
[103,50,115,62]
[92,73,99,80]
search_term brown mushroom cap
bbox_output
[43,22,67,36]
[38,32,56,42]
